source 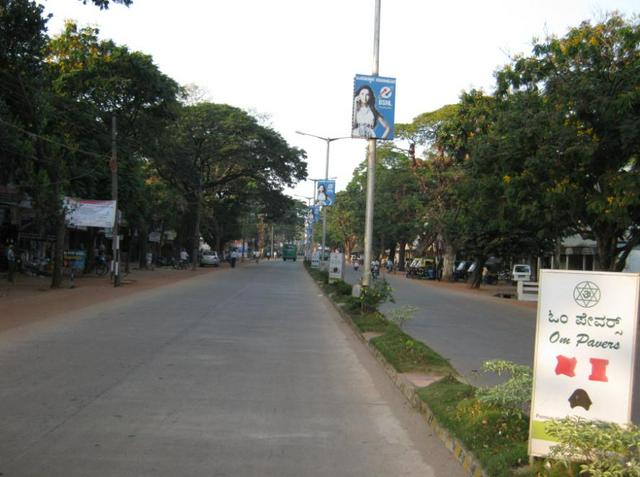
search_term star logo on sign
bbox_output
[573,281,601,308]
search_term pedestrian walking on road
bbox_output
[230,249,238,268]
[6,244,16,283]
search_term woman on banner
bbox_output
[352,85,390,139]
[316,183,327,206]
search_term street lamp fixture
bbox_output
[295,131,351,264]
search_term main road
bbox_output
[0,261,465,477]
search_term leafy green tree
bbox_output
[326,189,360,259]
[374,146,424,269]
[397,105,465,279]
[153,102,306,267]
[495,13,640,271]
[0,0,49,185]
[79,0,133,9]
[47,22,181,273]
[327,147,423,269]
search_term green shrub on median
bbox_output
[351,311,388,333]
[371,324,454,375]
[418,376,529,477]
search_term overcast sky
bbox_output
[43,0,638,200]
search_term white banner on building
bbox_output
[64,197,117,229]
[529,270,640,457]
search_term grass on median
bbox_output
[371,324,455,375]
[418,376,530,477]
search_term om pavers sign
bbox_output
[529,270,640,457]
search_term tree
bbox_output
[47,21,181,275]
[79,0,133,9]
[495,13,640,270]
[153,102,307,267]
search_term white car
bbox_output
[200,251,220,267]
[511,264,531,282]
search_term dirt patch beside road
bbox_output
[0,266,224,333]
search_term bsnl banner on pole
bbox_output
[307,205,321,224]
[316,180,336,207]
[529,270,640,457]
[352,74,396,140]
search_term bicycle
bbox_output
[95,256,109,276]
[173,259,189,270]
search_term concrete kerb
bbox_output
[320,288,488,477]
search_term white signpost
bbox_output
[311,251,321,269]
[329,252,344,283]
[529,270,640,457]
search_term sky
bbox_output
[43,0,638,202]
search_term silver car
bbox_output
[200,251,220,267]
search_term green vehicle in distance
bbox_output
[282,244,298,261]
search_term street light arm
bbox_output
[295,130,351,143]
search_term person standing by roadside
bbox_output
[230,249,238,268]
[6,244,16,283]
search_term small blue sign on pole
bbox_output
[316,180,336,207]
[352,74,396,140]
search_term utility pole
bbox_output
[270,224,274,260]
[110,115,120,287]
[362,0,381,288]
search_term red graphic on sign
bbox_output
[589,358,609,382]
[555,355,577,377]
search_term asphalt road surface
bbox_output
[344,266,536,387]
[0,261,466,477]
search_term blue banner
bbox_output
[352,74,396,140]
[316,180,336,207]
[307,205,321,224]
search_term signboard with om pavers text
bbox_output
[529,270,640,457]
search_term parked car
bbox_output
[200,251,220,267]
[452,260,473,281]
[511,264,531,282]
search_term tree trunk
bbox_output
[398,240,407,271]
[442,243,456,281]
[51,207,66,288]
[84,228,96,273]
[192,191,201,270]
[595,227,617,271]
[138,225,148,269]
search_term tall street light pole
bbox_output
[294,194,313,259]
[363,0,381,288]
[295,131,350,265]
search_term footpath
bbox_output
[0,265,224,333]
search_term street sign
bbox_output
[329,252,344,282]
[529,270,640,457]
